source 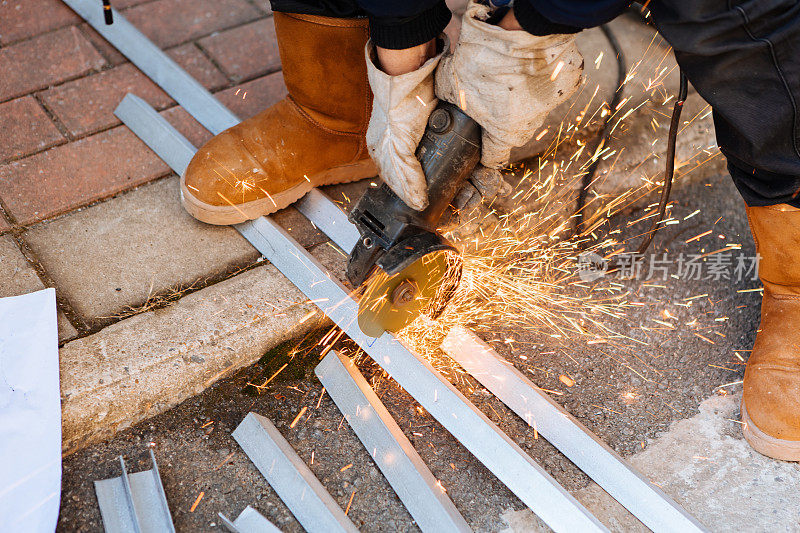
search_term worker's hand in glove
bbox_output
[440,166,514,240]
[436,1,583,169]
[364,38,448,211]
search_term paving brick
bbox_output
[0,96,64,161]
[198,18,279,82]
[0,26,105,102]
[216,71,286,120]
[0,234,78,341]
[0,234,43,294]
[39,44,228,138]
[11,0,169,55]
[23,175,261,324]
[0,0,80,45]
[253,0,272,15]
[125,0,262,49]
[0,126,169,224]
[79,23,128,66]
[272,206,329,250]
[40,63,172,137]
[167,43,229,91]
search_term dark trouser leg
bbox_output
[268,0,365,18]
[268,0,451,49]
[651,0,800,207]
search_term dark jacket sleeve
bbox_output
[355,0,451,49]
[516,0,632,34]
[356,0,631,49]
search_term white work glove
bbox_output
[454,166,513,213]
[442,166,513,240]
[436,1,583,169]
[364,38,448,211]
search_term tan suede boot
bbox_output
[181,13,377,225]
[742,203,800,461]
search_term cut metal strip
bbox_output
[441,326,708,533]
[62,0,238,135]
[218,506,282,533]
[295,189,360,253]
[232,413,359,533]
[114,94,195,176]
[316,351,472,533]
[114,101,605,532]
[94,450,175,533]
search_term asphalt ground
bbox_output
[57,167,762,532]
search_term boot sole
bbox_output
[741,402,800,461]
[180,159,377,226]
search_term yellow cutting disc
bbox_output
[357,249,461,338]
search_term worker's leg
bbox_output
[652,0,800,460]
[181,6,376,225]
[651,0,800,206]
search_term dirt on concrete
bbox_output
[501,392,800,532]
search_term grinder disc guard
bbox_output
[346,101,480,337]
[357,247,462,338]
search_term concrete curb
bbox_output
[59,260,326,454]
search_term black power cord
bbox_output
[629,70,688,256]
[602,69,687,275]
[102,0,113,24]
[574,22,688,270]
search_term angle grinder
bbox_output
[347,101,481,337]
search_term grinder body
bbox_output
[347,101,481,336]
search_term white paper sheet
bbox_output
[0,288,61,532]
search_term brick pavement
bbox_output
[0,0,284,337]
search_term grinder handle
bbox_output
[345,102,480,286]
[415,101,482,227]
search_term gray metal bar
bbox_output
[218,506,282,533]
[62,0,238,135]
[115,101,605,532]
[114,94,195,176]
[218,512,240,532]
[294,189,360,253]
[232,413,359,533]
[147,449,175,531]
[94,456,140,533]
[316,351,472,533]
[117,456,141,533]
[94,452,175,533]
[441,326,707,533]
